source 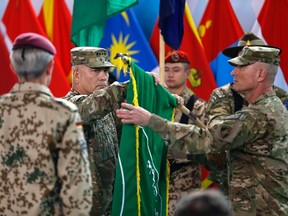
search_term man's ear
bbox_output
[185,67,191,79]
[257,67,267,82]
[73,66,80,84]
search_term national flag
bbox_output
[150,5,217,101]
[132,0,159,39]
[198,0,244,87]
[38,0,75,78]
[158,0,186,50]
[100,10,158,82]
[112,60,177,216]
[257,0,288,91]
[71,0,138,47]
[0,29,18,95]
[2,0,71,97]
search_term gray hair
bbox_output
[10,48,54,79]
[256,61,278,84]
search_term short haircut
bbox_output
[10,48,53,79]
[174,189,232,216]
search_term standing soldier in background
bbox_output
[164,50,207,215]
[0,32,92,215]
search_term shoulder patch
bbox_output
[54,98,78,112]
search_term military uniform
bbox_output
[205,33,288,197]
[0,82,92,216]
[146,46,288,215]
[205,83,288,197]
[148,91,288,215]
[168,87,206,215]
[64,81,128,216]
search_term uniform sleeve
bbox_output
[205,89,234,128]
[78,82,128,122]
[147,114,213,155]
[58,111,93,216]
[210,108,267,150]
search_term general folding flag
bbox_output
[100,10,158,82]
[198,0,243,87]
[112,61,177,216]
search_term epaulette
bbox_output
[54,98,78,112]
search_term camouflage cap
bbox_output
[228,46,281,66]
[71,47,115,68]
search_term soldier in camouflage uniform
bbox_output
[205,33,288,197]
[116,46,288,216]
[64,47,129,216]
[164,50,206,215]
[0,33,92,215]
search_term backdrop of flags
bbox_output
[100,9,158,82]
[0,30,18,95]
[71,0,138,47]
[197,0,244,87]
[38,0,75,80]
[2,0,71,97]
[257,0,288,91]
[150,5,217,102]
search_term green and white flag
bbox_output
[112,61,177,216]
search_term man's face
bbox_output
[164,62,189,91]
[231,62,260,94]
[75,65,109,94]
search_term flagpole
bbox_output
[159,33,165,84]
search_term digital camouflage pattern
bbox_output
[64,81,128,216]
[71,47,115,68]
[148,91,288,216]
[205,83,288,196]
[168,87,206,215]
[228,46,281,66]
[0,82,92,216]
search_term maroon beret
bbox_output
[165,50,190,64]
[12,32,56,55]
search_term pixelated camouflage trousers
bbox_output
[168,162,201,216]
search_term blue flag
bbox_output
[100,9,158,82]
[158,0,186,50]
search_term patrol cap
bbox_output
[228,46,281,66]
[12,32,56,55]
[165,50,190,64]
[71,47,115,68]
[222,32,266,58]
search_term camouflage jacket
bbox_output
[148,91,288,215]
[63,82,128,215]
[205,84,288,196]
[0,82,92,216]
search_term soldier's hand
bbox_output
[147,71,160,86]
[116,103,152,126]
